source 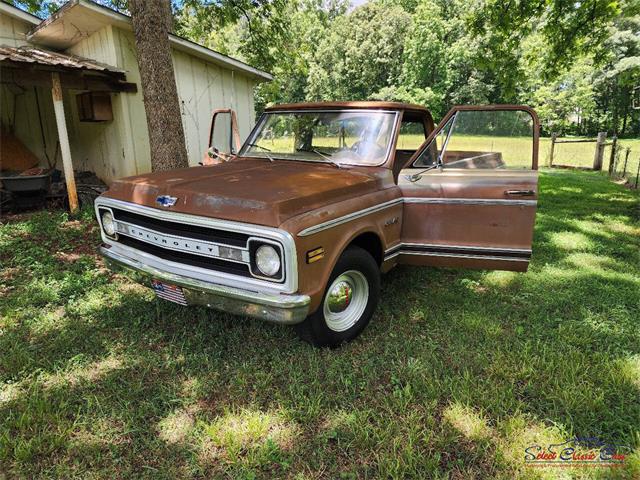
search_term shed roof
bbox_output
[0,44,124,74]
[26,0,273,82]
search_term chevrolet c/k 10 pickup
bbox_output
[95,102,539,347]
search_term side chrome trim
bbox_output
[297,196,537,237]
[384,242,532,262]
[297,198,403,237]
[403,197,537,207]
[95,197,298,293]
[385,251,530,262]
[385,243,532,255]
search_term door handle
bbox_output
[505,189,536,196]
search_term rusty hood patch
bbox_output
[104,159,390,227]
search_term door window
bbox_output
[412,115,454,167]
[412,108,536,170]
[210,110,235,155]
[397,120,427,151]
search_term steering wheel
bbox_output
[351,140,385,158]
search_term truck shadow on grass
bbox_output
[0,170,639,478]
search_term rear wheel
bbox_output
[295,246,380,347]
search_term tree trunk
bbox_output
[129,0,189,172]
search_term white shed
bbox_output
[0,0,272,185]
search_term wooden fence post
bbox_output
[635,159,640,189]
[608,136,618,175]
[549,133,557,167]
[622,148,630,178]
[593,132,607,171]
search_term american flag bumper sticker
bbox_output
[151,280,188,305]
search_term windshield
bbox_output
[239,110,397,166]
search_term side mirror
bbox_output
[203,109,241,165]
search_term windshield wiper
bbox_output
[312,149,342,169]
[247,143,274,162]
[248,142,272,152]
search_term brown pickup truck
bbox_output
[95,101,539,347]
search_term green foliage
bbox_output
[172,0,638,134]
[470,0,622,76]
[305,2,411,101]
[7,0,127,16]
[176,0,290,73]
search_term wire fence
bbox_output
[610,145,640,188]
[546,133,640,189]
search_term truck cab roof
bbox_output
[265,101,433,121]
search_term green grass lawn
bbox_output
[1,170,639,479]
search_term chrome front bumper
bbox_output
[100,246,310,324]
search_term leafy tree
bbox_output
[176,0,289,74]
[471,0,622,77]
[593,15,640,135]
[524,56,598,135]
[305,2,411,101]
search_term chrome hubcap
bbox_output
[327,280,353,313]
[323,270,368,332]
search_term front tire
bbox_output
[295,246,380,347]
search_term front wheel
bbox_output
[295,246,380,347]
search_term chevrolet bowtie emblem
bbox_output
[156,195,178,207]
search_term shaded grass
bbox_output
[0,170,639,479]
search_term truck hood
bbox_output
[104,158,391,227]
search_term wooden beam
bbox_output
[51,71,78,214]
[0,66,137,93]
[0,59,127,81]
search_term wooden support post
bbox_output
[593,132,607,171]
[51,72,78,214]
[549,133,557,167]
[635,159,640,189]
[608,136,618,175]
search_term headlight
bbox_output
[255,244,281,276]
[101,211,116,237]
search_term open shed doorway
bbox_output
[0,45,136,213]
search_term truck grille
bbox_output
[111,208,249,247]
[99,206,284,282]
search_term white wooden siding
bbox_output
[0,13,31,47]
[172,48,257,166]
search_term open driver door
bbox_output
[394,105,540,272]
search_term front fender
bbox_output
[282,191,403,313]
